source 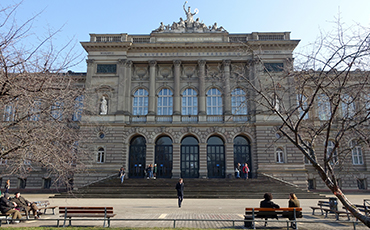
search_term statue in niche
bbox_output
[183,1,198,24]
[100,96,107,115]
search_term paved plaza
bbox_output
[3,194,369,229]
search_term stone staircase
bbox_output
[52,175,324,199]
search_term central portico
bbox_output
[77,2,301,187]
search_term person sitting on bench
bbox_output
[0,193,22,223]
[11,192,41,219]
[260,192,280,208]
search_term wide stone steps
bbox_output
[53,175,324,199]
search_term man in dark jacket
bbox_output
[11,192,40,219]
[260,192,280,208]
[0,193,22,222]
[175,178,184,208]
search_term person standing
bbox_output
[153,164,157,180]
[0,193,22,223]
[175,178,184,208]
[119,167,125,184]
[235,163,241,179]
[5,180,10,193]
[11,192,41,219]
[243,163,249,180]
[146,164,152,179]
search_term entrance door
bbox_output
[129,136,146,178]
[234,136,251,178]
[207,136,225,178]
[181,136,199,178]
[155,136,173,178]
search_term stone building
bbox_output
[2,5,369,192]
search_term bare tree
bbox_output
[237,18,370,226]
[0,2,88,190]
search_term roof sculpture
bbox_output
[153,1,226,33]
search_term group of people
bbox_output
[0,191,42,224]
[235,163,249,179]
[260,192,301,229]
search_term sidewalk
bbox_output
[3,194,369,229]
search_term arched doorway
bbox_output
[207,136,225,178]
[155,136,173,178]
[129,136,146,178]
[181,136,199,178]
[233,136,251,178]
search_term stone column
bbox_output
[146,143,155,170]
[117,59,126,114]
[173,60,181,115]
[225,142,235,178]
[85,59,94,89]
[223,60,232,115]
[199,143,208,178]
[198,60,206,115]
[172,143,181,178]
[124,60,133,114]
[148,60,157,115]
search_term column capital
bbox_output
[86,59,95,66]
[198,59,206,66]
[118,59,127,65]
[149,60,157,67]
[125,60,133,68]
[223,59,231,66]
[173,60,182,66]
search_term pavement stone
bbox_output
[2,194,369,229]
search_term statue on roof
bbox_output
[183,1,198,24]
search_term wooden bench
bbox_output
[310,200,350,220]
[244,207,302,229]
[34,200,58,215]
[57,206,116,227]
[342,203,369,220]
[0,213,12,226]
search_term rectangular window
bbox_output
[264,63,284,72]
[357,179,366,190]
[18,178,27,189]
[43,178,52,189]
[308,179,315,190]
[97,64,117,73]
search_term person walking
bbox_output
[175,178,184,208]
[119,167,125,184]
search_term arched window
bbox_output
[326,140,338,164]
[207,88,222,115]
[73,95,84,121]
[231,88,247,115]
[276,147,284,163]
[207,136,225,178]
[155,136,173,178]
[318,94,331,120]
[341,94,355,118]
[97,147,105,163]
[133,89,148,115]
[3,103,15,122]
[182,88,198,115]
[350,140,363,165]
[181,136,199,178]
[157,88,173,115]
[129,136,147,178]
[297,94,308,120]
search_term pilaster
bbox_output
[148,60,157,115]
[198,60,206,115]
[223,59,232,115]
[173,60,181,115]
[199,143,207,178]
[172,143,181,178]
[124,60,133,115]
[117,59,126,114]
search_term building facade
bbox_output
[2,6,369,192]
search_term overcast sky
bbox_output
[7,0,370,72]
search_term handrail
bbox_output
[260,172,299,188]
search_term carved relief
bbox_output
[158,65,173,79]
[133,65,148,80]
[182,65,196,79]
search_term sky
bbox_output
[5,0,370,72]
